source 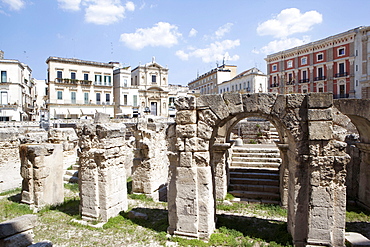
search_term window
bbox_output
[339,63,345,74]
[301,57,307,65]
[57,91,63,100]
[123,95,128,105]
[302,70,307,80]
[272,64,277,71]
[71,92,76,104]
[104,75,111,86]
[338,47,345,56]
[57,71,62,79]
[124,79,128,87]
[356,65,358,72]
[133,95,138,106]
[318,67,324,79]
[1,91,8,104]
[95,75,102,85]
[1,71,6,83]
[232,85,234,91]
[71,72,76,80]
[84,92,89,104]
[84,73,89,81]
[106,94,110,104]
[152,75,157,84]
[317,53,323,61]
[288,73,293,83]
[287,60,293,68]
[96,93,101,104]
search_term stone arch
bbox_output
[168,93,349,246]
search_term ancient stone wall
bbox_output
[168,93,350,246]
[48,128,78,170]
[77,123,128,222]
[131,117,169,201]
[19,143,64,208]
[0,128,47,193]
[231,120,271,144]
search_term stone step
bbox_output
[230,177,279,186]
[229,167,279,174]
[233,147,280,154]
[229,190,280,200]
[232,156,282,163]
[230,171,279,180]
[72,164,79,170]
[232,152,281,158]
[229,184,279,193]
[231,198,280,205]
[231,161,281,169]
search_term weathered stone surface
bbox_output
[308,109,332,121]
[223,93,243,115]
[0,229,34,247]
[175,96,196,110]
[20,144,64,208]
[28,241,53,247]
[0,214,37,239]
[176,110,197,125]
[176,124,197,138]
[308,93,333,109]
[197,94,230,120]
[308,121,333,140]
[128,211,148,220]
[197,108,219,127]
[197,121,213,140]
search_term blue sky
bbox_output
[0,0,369,85]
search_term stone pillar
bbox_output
[78,123,128,222]
[276,143,289,208]
[355,142,370,209]
[168,96,215,238]
[48,128,78,170]
[212,143,231,200]
[132,119,169,201]
[19,144,64,209]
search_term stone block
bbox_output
[197,108,219,127]
[0,214,37,239]
[197,121,213,140]
[242,94,258,112]
[307,93,333,109]
[28,241,53,247]
[197,95,230,120]
[185,137,209,152]
[176,110,197,125]
[175,96,196,110]
[345,232,370,247]
[0,229,34,247]
[308,109,332,121]
[176,124,197,138]
[194,152,210,167]
[257,93,278,115]
[308,121,333,140]
[179,152,193,167]
[96,124,126,139]
[223,93,243,115]
[286,93,305,109]
[94,112,110,123]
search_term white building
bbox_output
[218,67,268,94]
[0,50,35,121]
[131,58,169,117]
[46,57,115,119]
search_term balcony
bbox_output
[55,78,92,85]
[314,76,326,81]
[270,83,279,88]
[333,94,349,99]
[334,72,348,78]
[286,80,295,85]
[299,79,310,83]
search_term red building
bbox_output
[265,26,370,99]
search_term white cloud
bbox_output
[57,0,135,25]
[256,36,311,54]
[189,28,198,37]
[176,39,240,63]
[1,0,25,10]
[257,8,322,38]
[120,22,182,50]
[215,23,233,39]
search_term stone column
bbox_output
[211,143,231,200]
[276,143,289,208]
[168,96,215,238]
[19,143,64,209]
[355,142,370,209]
[78,124,128,222]
[304,93,347,246]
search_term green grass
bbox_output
[64,183,79,193]
[0,187,21,196]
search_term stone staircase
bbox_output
[229,144,281,204]
[63,164,79,183]
[269,124,280,143]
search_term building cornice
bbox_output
[46,56,114,68]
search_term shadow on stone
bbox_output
[48,198,80,217]
[121,207,168,233]
[216,214,292,246]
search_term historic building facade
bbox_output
[188,64,237,95]
[130,58,169,117]
[265,26,370,99]
[218,67,267,94]
[0,50,35,121]
[46,57,115,119]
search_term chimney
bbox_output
[0,50,3,59]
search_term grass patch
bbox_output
[0,187,21,196]
[346,204,370,222]
[128,193,153,201]
[64,183,79,193]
